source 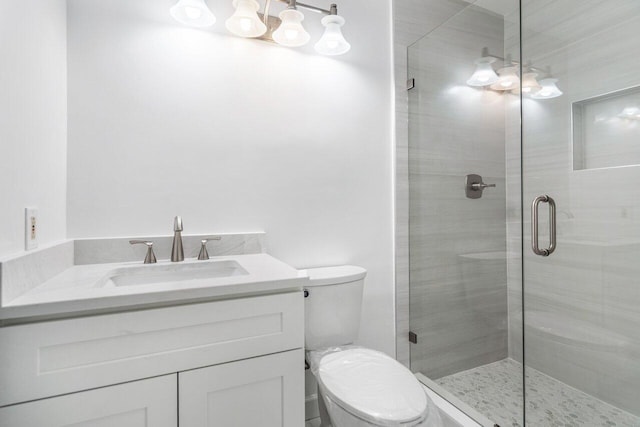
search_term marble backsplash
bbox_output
[74,233,265,265]
[0,241,74,305]
[0,232,266,305]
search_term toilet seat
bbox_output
[317,348,428,426]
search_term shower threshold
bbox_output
[426,358,640,427]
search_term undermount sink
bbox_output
[101,260,249,287]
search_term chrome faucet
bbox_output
[129,240,157,264]
[171,216,184,262]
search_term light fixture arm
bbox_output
[276,0,336,15]
[480,48,547,75]
[263,0,272,25]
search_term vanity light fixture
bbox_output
[466,49,561,99]
[490,66,520,91]
[170,0,351,55]
[520,72,542,94]
[170,0,217,27]
[618,107,640,120]
[272,0,310,47]
[467,57,499,87]
[226,0,267,37]
[314,4,350,55]
[531,78,563,99]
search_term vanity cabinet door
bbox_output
[0,375,176,427]
[179,349,304,427]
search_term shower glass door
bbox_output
[407,1,523,425]
[408,0,640,425]
[521,0,640,425]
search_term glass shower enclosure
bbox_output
[407,1,640,425]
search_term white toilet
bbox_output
[302,266,442,427]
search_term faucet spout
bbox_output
[171,215,184,262]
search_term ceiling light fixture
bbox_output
[170,0,351,56]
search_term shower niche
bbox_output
[573,85,640,170]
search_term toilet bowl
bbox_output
[302,266,442,427]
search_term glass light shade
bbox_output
[467,57,499,87]
[520,72,541,94]
[620,107,640,118]
[225,0,267,38]
[170,0,216,27]
[314,15,350,56]
[618,107,640,121]
[531,78,563,99]
[490,66,520,91]
[273,9,310,47]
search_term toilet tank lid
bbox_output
[301,265,367,287]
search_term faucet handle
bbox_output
[174,216,183,232]
[197,237,222,260]
[129,240,157,264]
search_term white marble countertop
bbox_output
[0,254,308,323]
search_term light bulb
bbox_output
[490,66,520,91]
[315,15,351,56]
[531,78,563,99]
[520,72,541,94]
[226,0,267,38]
[285,29,299,40]
[240,18,252,32]
[273,9,310,47]
[170,0,216,27]
[185,7,202,19]
[467,57,499,87]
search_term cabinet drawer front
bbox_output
[179,349,304,427]
[0,292,303,406]
[0,375,176,427]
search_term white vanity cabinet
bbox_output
[0,291,304,426]
[180,349,304,426]
[0,375,177,427]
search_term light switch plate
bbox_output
[25,207,38,250]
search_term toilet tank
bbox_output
[301,265,367,350]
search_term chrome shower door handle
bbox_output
[531,195,557,257]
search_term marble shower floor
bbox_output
[436,358,640,427]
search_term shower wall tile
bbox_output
[394,0,469,47]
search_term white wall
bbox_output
[0,0,68,258]
[66,0,395,355]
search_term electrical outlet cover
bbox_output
[25,207,38,250]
